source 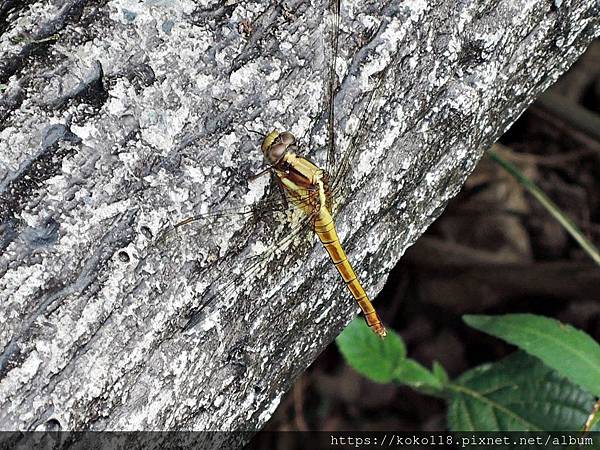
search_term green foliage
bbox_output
[448,352,596,431]
[394,359,444,393]
[337,315,600,432]
[336,318,405,383]
[464,314,600,397]
[432,361,449,385]
[337,318,443,391]
[337,146,600,432]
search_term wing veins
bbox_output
[325,0,341,175]
[330,65,390,201]
[155,187,319,246]
[184,213,316,330]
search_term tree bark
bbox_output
[0,0,598,446]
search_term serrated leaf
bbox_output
[464,314,600,397]
[336,318,406,383]
[394,359,444,392]
[448,352,596,432]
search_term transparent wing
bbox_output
[325,0,341,175]
[153,182,317,248]
[183,212,316,331]
[154,199,283,248]
[329,64,390,200]
[154,174,322,332]
[322,0,391,205]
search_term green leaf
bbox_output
[433,360,449,385]
[337,319,444,392]
[448,352,596,431]
[394,359,444,392]
[336,318,405,383]
[464,314,600,397]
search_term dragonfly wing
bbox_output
[153,195,288,248]
[325,0,341,175]
[153,169,321,247]
[154,179,322,333]
[324,0,390,206]
[183,212,315,331]
[330,63,391,201]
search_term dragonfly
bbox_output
[156,0,389,338]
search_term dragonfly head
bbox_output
[261,130,296,166]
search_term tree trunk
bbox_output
[0,0,598,447]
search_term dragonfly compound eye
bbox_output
[268,142,288,164]
[278,131,295,146]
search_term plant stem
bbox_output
[489,147,600,267]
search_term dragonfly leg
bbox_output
[273,174,290,210]
[247,166,272,181]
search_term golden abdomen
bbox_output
[314,208,387,338]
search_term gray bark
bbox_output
[0,0,598,447]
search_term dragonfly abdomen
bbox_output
[314,209,387,338]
